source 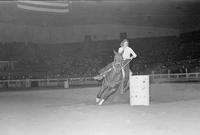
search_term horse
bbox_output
[94,50,125,105]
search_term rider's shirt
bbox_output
[118,46,137,60]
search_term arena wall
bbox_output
[0,23,179,44]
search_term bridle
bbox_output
[113,56,123,72]
[112,55,125,79]
[103,54,125,86]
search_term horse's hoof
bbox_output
[94,75,103,80]
[98,99,105,105]
[94,76,99,80]
[96,98,100,103]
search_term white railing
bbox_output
[0,77,99,89]
[150,72,200,81]
[0,72,200,89]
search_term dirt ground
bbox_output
[0,83,200,135]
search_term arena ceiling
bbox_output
[0,0,200,31]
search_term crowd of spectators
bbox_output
[0,35,200,79]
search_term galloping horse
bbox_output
[94,50,125,105]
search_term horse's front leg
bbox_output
[96,81,107,102]
[98,86,118,106]
[102,87,117,101]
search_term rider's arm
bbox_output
[129,48,137,59]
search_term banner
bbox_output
[17,0,69,13]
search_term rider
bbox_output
[118,39,137,93]
[94,39,137,105]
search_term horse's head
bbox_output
[113,50,123,71]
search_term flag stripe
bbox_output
[17,4,69,13]
[18,2,67,9]
[18,0,69,7]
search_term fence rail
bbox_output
[0,77,100,89]
[150,72,200,82]
[0,72,200,89]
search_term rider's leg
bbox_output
[123,79,130,93]
[122,60,130,93]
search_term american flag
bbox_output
[17,0,69,13]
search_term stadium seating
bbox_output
[0,36,200,80]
